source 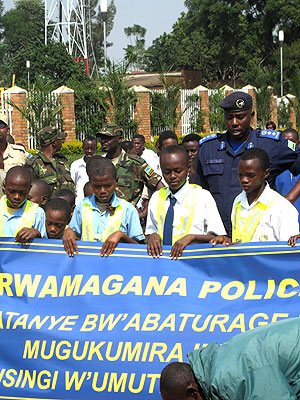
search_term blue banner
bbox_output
[0,238,300,399]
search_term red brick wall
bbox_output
[8,88,28,146]
[198,88,210,133]
[135,91,151,141]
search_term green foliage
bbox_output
[60,140,102,155]
[124,24,147,70]
[277,99,292,129]
[288,70,300,133]
[209,89,226,132]
[98,59,138,137]
[6,76,64,139]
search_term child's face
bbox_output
[160,152,188,193]
[28,184,46,206]
[83,140,97,159]
[238,158,269,194]
[46,209,68,239]
[5,176,30,209]
[90,174,116,203]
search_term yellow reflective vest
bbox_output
[0,196,39,236]
[232,200,274,243]
[81,199,126,242]
[157,185,199,245]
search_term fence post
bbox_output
[52,86,76,142]
[220,85,234,98]
[194,85,210,133]
[286,94,297,129]
[131,85,151,141]
[175,93,182,137]
[242,85,257,129]
[3,86,28,147]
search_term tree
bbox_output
[124,24,147,70]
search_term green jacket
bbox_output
[188,318,300,400]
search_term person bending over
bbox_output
[27,179,51,208]
[45,198,72,239]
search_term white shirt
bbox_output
[231,183,299,242]
[146,181,226,238]
[141,148,160,173]
[70,157,88,204]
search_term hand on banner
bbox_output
[147,233,163,258]
[170,235,194,260]
[210,235,233,246]
[288,234,300,247]
[15,227,41,243]
[100,231,124,257]
[63,227,78,256]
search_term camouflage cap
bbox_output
[38,126,66,146]
[96,123,123,137]
[0,113,8,126]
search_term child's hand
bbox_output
[147,233,163,258]
[100,231,123,257]
[63,228,78,257]
[15,228,41,243]
[288,234,300,247]
[210,235,233,246]
[170,234,194,260]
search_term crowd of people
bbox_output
[1,90,300,257]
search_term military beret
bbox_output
[96,123,123,137]
[219,91,252,112]
[38,126,66,146]
[0,113,8,126]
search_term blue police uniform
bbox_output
[195,128,300,235]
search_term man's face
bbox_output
[83,140,97,159]
[238,158,269,194]
[0,122,9,143]
[5,176,30,209]
[132,138,144,156]
[90,174,116,203]
[46,209,69,239]
[182,141,199,164]
[161,138,178,151]
[100,135,121,153]
[282,132,299,146]
[160,152,188,193]
[224,109,253,142]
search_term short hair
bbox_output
[281,128,299,142]
[239,147,270,171]
[266,121,276,130]
[53,189,76,208]
[182,133,200,144]
[45,198,72,221]
[160,144,189,166]
[160,362,195,393]
[132,134,145,143]
[31,180,51,198]
[84,181,93,197]
[121,140,134,152]
[86,156,117,180]
[157,130,178,148]
[83,136,97,145]
[6,166,31,185]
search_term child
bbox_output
[83,181,93,197]
[212,147,299,246]
[45,198,72,239]
[53,188,76,211]
[146,145,226,259]
[0,166,46,242]
[63,157,144,257]
[28,179,51,208]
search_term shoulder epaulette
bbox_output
[127,154,145,164]
[12,144,26,152]
[259,129,281,140]
[199,133,218,146]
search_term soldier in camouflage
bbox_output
[25,127,75,196]
[96,123,164,206]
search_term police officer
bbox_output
[97,123,164,207]
[25,126,75,195]
[195,91,300,235]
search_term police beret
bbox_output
[219,91,252,112]
[97,123,123,137]
[38,126,66,146]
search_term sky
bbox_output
[3,0,187,60]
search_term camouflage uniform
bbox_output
[115,151,162,206]
[25,126,75,195]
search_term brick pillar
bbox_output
[194,85,210,133]
[243,85,257,129]
[269,94,278,128]
[4,86,28,147]
[286,94,297,129]
[52,86,76,143]
[221,85,234,98]
[132,85,151,141]
[174,93,182,137]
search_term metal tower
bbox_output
[45,0,90,74]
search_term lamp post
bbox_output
[100,0,108,67]
[279,30,284,97]
[26,60,30,92]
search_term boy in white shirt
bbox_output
[212,147,299,246]
[146,145,226,259]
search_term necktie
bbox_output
[163,196,176,245]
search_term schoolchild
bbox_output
[27,179,51,208]
[45,198,72,239]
